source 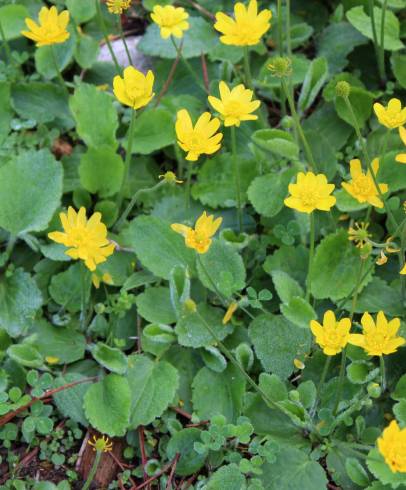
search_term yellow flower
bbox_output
[175,109,223,161]
[106,0,132,14]
[348,311,405,356]
[48,207,115,272]
[342,158,388,208]
[151,5,189,39]
[377,420,406,473]
[171,211,222,254]
[348,222,371,248]
[284,171,336,214]
[88,435,113,453]
[396,126,406,164]
[113,67,155,110]
[92,272,114,289]
[400,263,406,275]
[222,302,238,325]
[159,171,183,184]
[208,81,260,127]
[310,310,351,356]
[373,98,406,129]
[214,0,272,46]
[21,6,70,47]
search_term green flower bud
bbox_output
[367,382,382,398]
[267,56,292,78]
[335,80,351,98]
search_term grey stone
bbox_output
[97,35,153,73]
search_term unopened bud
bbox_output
[335,81,351,98]
[267,56,292,78]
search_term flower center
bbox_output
[69,228,91,248]
[186,132,204,151]
[224,100,243,118]
[353,176,374,197]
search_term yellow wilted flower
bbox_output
[151,5,189,39]
[214,0,272,46]
[92,272,114,289]
[175,109,223,161]
[106,0,132,14]
[342,158,388,208]
[348,311,405,356]
[208,81,260,127]
[48,207,114,272]
[21,6,70,47]
[113,67,155,109]
[293,358,305,370]
[310,310,351,356]
[222,302,238,325]
[88,435,113,453]
[171,211,222,254]
[378,420,406,473]
[395,126,406,164]
[45,356,60,365]
[284,172,336,214]
[373,98,406,129]
[376,251,388,266]
[348,222,371,248]
[159,171,183,184]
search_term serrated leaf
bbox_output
[258,373,288,403]
[251,129,299,160]
[280,297,317,329]
[298,57,329,113]
[92,343,128,374]
[136,286,177,324]
[83,374,131,437]
[0,4,28,40]
[197,240,245,297]
[393,400,406,427]
[271,271,304,304]
[249,314,310,379]
[127,355,178,428]
[49,263,91,314]
[166,428,206,476]
[53,373,90,427]
[7,344,43,368]
[0,269,42,337]
[345,458,370,487]
[127,108,175,154]
[207,464,246,490]
[367,449,406,488]
[0,150,63,235]
[121,215,195,280]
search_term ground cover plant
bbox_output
[0,0,406,488]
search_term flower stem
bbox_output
[277,0,283,55]
[230,126,243,234]
[95,0,121,75]
[116,109,137,211]
[286,0,292,57]
[281,77,318,172]
[334,259,365,414]
[185,163,192,209]
[368,0,384,82]
[82,450,102,490]
[170,36,208,94]
[379,0,388,83]
[379,355,386,392]
[115,180,165,231]
[305,212,315,302]
[51,45,68,92]
[80,262,88,332]
[243,47,253,89]
[311,355,331,417]
[0,20,12,65]
[118,18,133,65]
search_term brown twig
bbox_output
[165,453,180,490]
[138,426,149,487]
[109,451,137,487]
[154,40,183,108]
[131,455,180,490]
[0,377,97,427]
[201,53,209,92]
[182,0,215,20]
[170,406,193,420]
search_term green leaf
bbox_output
[53,373,90,427]
[0,269,42,337]
[166,429,206,476]
[0,150,62,236]
[136,287,177,325]
[378,151,406,193]
[248,167,297,218]
[207,464,246,490]
[0,4,29,40]
[260,447,328,490]
[7,344,43,368]
[334,86,374,129]
[280,297,317,329]
[304,129,338,179]
[127,355,179,428]
[298,57,329,113]
[35,30,76,79]
[138,17,218,59]
[251,129,299,160]
[192,364,245,423]
[249,314,310,379]
[264,245,309,284]
[310,230,371,301]
[121,215,195,280]
[271,271,304,304]
[66,0,96,23]
[335,188,368,212]
[31,320,86,365]
[345,458,370,487]
[127,108,175,155]
[197,240,246,297]
[201,346,227,373]
[74,34,100,70]
[346,361,379,384]
[192,153,258,208]
[347,6,403,51]
[392,374,406,401]
[0,82,12,144]
[69,84,118,149]
[79,146,124,198]
[393,399,406,427]
[391,52,406,89]
[92,343,128,374]
[258,373,288,403]
[367,449,406,488]
[297,381,316,409]
[83,374,131,437]
[11,83,73,126]
[49,263,90,314]
[175,303,233,348]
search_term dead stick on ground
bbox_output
[165,453,180,490]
